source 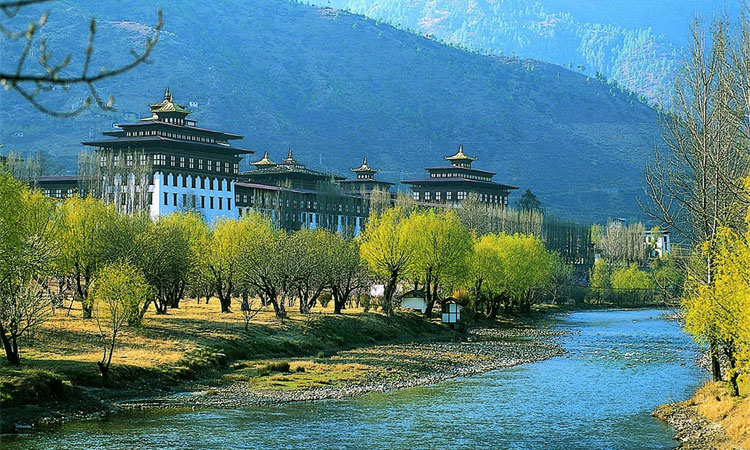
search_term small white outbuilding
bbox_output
[399,289,427,314]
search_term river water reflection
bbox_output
[3,309,706,449]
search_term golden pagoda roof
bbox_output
[444,145,477,162]
[147,87,191,115]
[251,151,277,167]
[351,156,379,173]
[282,149,297,164]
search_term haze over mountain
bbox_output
[0,0,664,222]
[311,0,740,105]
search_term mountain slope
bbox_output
[313,0,738,105]
[0,0,662,221]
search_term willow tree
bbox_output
[0,172,58,364]
[409,210,472,317]
[360,207,414,316]
[644,16,750,381]
[199,217,257,313]
[91,262,151,381]
[57,197,117,318]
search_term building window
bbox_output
[224,162,230,173]
[458,191,466,200]
[446,192,452,201]
[218,198,223,210]
[217,179,222,191]
[233,163,239,174]
[424,192,431,201]
[227,199,231,210]
[435,192,441,201]
[207,160,212,171]
[201,196,205,208]
[413,192,419,201]
[140,154,147,166]
[126,154,133,166]
[182,176,187,188]
[172,175,178,187]
[154,154,165,166]
[180,156,185,168]
[113,155,120,166]
[189,158,194,169]
[173,193,177,206]
[210,197,214,209]
[164,192,168,205]
[182,194,187,206]
[170,155,176,166]
[216,161,221,172]
[192,177,196,189]
[198,159,204,171]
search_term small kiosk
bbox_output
[441,298,461,328]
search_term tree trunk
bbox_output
[724,342,740,396]
[220,292,232,313]
[332,289,344,314]
[0,330,20,365]
[710,339,723,382]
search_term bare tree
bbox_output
[0,0,162,117]
[643,16,750,381]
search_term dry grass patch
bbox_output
[690,382,750,448]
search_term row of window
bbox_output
[43,188,75,198]
[154,154,238,174]
[235,194,365,214]
[125,128,223,145]
[163,173,230,191]
[414,191,503,203]
[101,154,148,167]
[429,172,491,182]
[162,191,231,210]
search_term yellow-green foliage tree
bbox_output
[199,216,257,313]
[496,233,555,314]
[409,210,473,317]
[360,207,415,315]
[468,234,506,319]
[238,213,291,319]
[468,233,554,316]
[611,264,654,291]
[140,212,206,314]
[589,258,611,302]
[57,197,117,318]
[90,261,152,381]
[684,215,750,396]
[0,172,58,364]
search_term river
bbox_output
[3,309,706,449]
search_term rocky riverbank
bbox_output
[123,325,568,409]
[653,402,728,449]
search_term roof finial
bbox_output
[164,86,170,100]
[459,144,463,153]
[264,151,269,158]
[287,149,293,160]
[363,156,368,165]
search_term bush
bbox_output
[263,361,290,373]
[318,292,332,308]
[295,365,306,373]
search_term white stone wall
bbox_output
[151,171,237,222]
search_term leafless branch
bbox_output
[1,1,162,117]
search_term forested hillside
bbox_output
[1,0,662,221]
[311,0,738,105]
